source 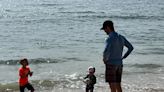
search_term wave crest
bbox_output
[0,58,66,65]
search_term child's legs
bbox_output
[26,83,34,92]
[86,87,89,92]
[86,87,94,92]
[20,86,25,92]
[89,88,94,92]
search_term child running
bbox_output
[84,66,96,92]
[19,58,34,92]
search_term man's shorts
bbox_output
[105,64,123,83]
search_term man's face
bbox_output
[103,27,110,35]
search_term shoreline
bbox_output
[0,85,109,92]
[1,82,164,92]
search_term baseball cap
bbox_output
[100,20,113,30]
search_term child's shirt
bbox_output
[84,74,96,86]
[19,66,30,86]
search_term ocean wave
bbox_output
[59,11,97,14]
[130,63,163,69]
[40,3,63,7]
[140,88,164,92]
[135,49,164,55]
[0,58,66,65]
[76,15,164,20]
[1,14,163,25]
[0,57,86,65]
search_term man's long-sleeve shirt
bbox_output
[103,31,133,65]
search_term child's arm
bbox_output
[83,75,89,84]
[84,75,88,79]
[28,68,33,77]
[28,71,33,76]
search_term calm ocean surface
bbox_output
[0,0,164,91]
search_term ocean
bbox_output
[0,0,164,92]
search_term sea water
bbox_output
[0,0,164,92]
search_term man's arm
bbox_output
[122,37,134,59]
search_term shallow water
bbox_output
[0,0,164,91]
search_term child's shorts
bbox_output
[105,64,123,83]
[20,83,34,92]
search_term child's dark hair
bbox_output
[93,67,95,73]
[20,58,29,65]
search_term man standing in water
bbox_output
[101,20,133,92]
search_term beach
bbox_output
[0,0,164,92]
[1,77,164,92]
